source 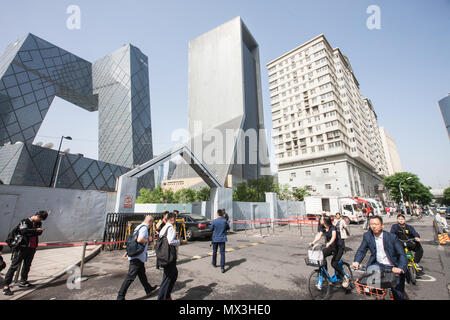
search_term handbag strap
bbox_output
[133,224,147,237]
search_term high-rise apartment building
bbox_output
[267,34,387,198]
[379,126,402,176]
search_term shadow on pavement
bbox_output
[178,282,217,300]
[172,278,194,293]
[225,258,246,271]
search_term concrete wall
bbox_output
[276,200,305,219]
[232,201,270,230]
[134,203,193,214]
[0,185,115,244]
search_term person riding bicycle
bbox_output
[352,215,408,300]
[390,214,424,272]
[309,216,347,286]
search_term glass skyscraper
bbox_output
[0,33,154,190]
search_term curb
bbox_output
[11,245,103,301]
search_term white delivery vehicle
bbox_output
[339,198,364,224]
[362,198,383,216]
[303,196,364,223]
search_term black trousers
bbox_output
[212,242,226,269]
[117,259,153,300]
[407,241,424,263]
[322,245,345,277]
[4,247,36,286]
[157,261,178,300]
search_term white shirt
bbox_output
[374,232,394,266]
[160,222,180,246]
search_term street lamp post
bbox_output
[399,177,412,215]
[49,136,72,188]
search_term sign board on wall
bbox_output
[124,195,133,209]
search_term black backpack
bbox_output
[155,234,176,268]
[125,225,147,257]
[5,224,23,249]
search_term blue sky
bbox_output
[1,0,449,189]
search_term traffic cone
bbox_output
[444,233,450,242]
[438,234,446,245]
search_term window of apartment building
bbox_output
[319,145,325,151]
[305,170,311,176]
[325,184,331,190]
[290,172,296,179]
[302,148,307,154]
[310,146,315,153]
[323,168,329,174]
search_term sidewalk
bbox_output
[0,245,101,300]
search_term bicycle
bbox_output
[399,238,421,285]
[353,266,397,300]
[305,244,354,300]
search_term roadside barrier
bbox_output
[229,217,320,236]
[0,240,120,286]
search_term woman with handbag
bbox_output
[333,212,350,244]
[157,212,180,300]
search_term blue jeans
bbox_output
[212,242,226,269]
[374,263,406,300]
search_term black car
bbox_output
[179,213,212,241]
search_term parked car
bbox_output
[446,207,450,219]
[179,213,212,241]
[437,207,447,214]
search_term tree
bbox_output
[233,181,253,202]
[292,185,312,201]
[382,172,433,205]
[443,187,450,206]
[136,188,151,203]
[196,187,211,201]
[274,183,292,200]
[174,188,197,203]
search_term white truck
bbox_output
[304,196,364,224]
[360,197,384,216]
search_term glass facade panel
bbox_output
[0,33,154,191]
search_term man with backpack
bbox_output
[117,215,157,300]
[157,212,180,300]
[3,210,48,296]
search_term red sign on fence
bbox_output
[124,195,133,209]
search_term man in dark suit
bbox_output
[353,215,408,300]
[210,209,230,273]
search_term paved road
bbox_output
[22,215,450,300]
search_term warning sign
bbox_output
[124,195,133,209]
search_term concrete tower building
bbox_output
[267,34,387,199]
[170,17,270,189]
[438,93,450,139]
